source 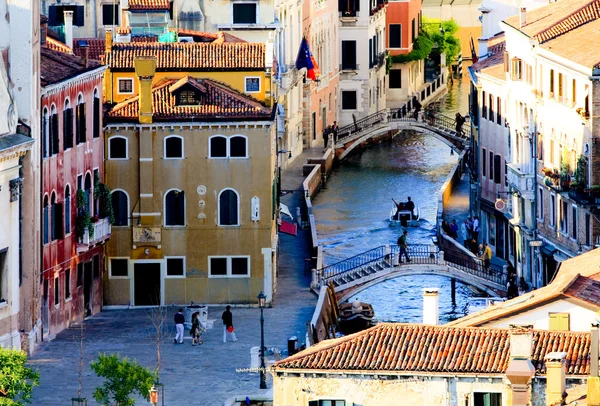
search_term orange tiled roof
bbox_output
[41,46,102,87]
[73,38,107,61]
[104,42,265,71]
[273,324,591,376]
[472,40,505,73]
[540,18,600,69]
[128,0,170,11]
[46,37,72,54]
[107,76,272,122]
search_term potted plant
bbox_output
[76,211,94,240]
[541,167,553,177]
[90,215,100,223]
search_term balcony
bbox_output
[506,163,535,200]
[279,66,301,91]
[77,217,111,254]
[340,63,359,72]
[567,188,600,206]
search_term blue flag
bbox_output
[295,37,317,80]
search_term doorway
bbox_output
[312,111,316,140]
[134,263,161,306]
[84,261,92,317]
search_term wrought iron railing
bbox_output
[320,246,387,281]
[390,244,439,264]
[336,109,392,143]
[443,248,506,286]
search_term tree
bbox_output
[422,17,461,65]
[0,347,40,406]
[90,354,155,406]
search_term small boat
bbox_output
[338,299,375,335]
[389,203,420,227]
[467,297,505,314]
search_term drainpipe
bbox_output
[18,157,23,287]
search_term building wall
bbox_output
[104,123,277,305]
[273,373,509,406]
[201,0,276,41]
[477,299,599,332]
[386,0,421,55]
[41,71,106,337]
[386,60,425,103]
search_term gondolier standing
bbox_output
[397,230,411,263]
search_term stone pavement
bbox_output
[27,149,322,406]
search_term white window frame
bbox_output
[165,256,186,278]
[228,135,249,159]
[218,188,241,227]
[64,268,72,302]
[208,135,228,159]
[341,90,358,111]
[208,255,251,278]
[109,257,130,279]
[388,23,402,50]
[244,76,261,94]
[65,183,72,236]
[231,1,258,25]
[111,189,131,227]
[117,78,134,94]
[108,136,129,160]
[163,188,186,227]
[550,192,556,228]
[163,135,185,160]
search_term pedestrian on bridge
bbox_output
[482,242,492,272]
[412,96,421,120]
[397,230,411,263]
[455,113,466,136]
[472,216,480,242]
[460,220,469,247]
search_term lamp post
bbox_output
[257,291,267,389]
[149,385,159,406]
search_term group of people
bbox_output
[393,196,416,219]
[173,305,238,345]
[322,121,339,148]
[506,264,530,299]
[442,216,480,245]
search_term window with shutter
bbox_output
[76,103,86,144]
[93,97,100,138]
[55,203,64,239]
[389,69,402,88]
[482,148,487,178]
[369,39,372,67]
[50,114,60,155]
[64,108,73,149]
[549,313,570,331]
[503,51,509,73]
[43,196,49,244]
[341,41,357,70]
[494,155,501,184]
[219,189,239,226]
[489,151,494,181]
[389,24,401,48]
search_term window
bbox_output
[208,136,247,158]
[411,18,415,42]
[50,193,63,240]
[488,94,494,121]
[550,139,555,165]
[177,90,198,105]
[233,3,257,24]
[54,277,59,306]
[209,136,227,158]
[537,131,544,160]
[341,41,357,70]
[165,189,186,226]
[76,95,86,144]
[77,262,83,286]
[102,4,119,26]
[482,91,487,120]
[503,51,509,73]
[42,108,49,158]
[229,136,247,158]
[558,72,564,98]
[166,257,185,277]
[368,39,372,68]
[389,24,401,48]
[549,313,570,331]
[482,148,487,177]
[64,100,75,150]
[109,258,129,278]
[571,205,577,239]
[65,186,71,234]
[550,69,555,95]
[511,58,522,80]
[308,401,346,406]
[111,190,129,226]
[65,269,71,299]
[118,78,133,94]
[84,173,93,215]
[50,106,59,155]
[48,4,84,26]
[572,79,577,104]
[108,136,128,159]
[164,136,184,159]
[494,155,501,184]
[341,91,357,110]
[489,151,494,181]
[93,255,100,279]
[0,249,7,303]
[496,97,502,125]
[389,69,401,88]
[245,77,260,93]
[209,256,250,277]
[560,199,568,234]
[474,393,501,406]
[550,194,556,227]
[219,189,239,226]
[93,90,101,138]
[538,188,544,220]
[43,195,49,244]
[586,213,591,246]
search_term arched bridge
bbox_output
[316,245,507,301]
[334,107,471,160]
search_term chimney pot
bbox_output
[64,10,74,50]
[520,7,527,29]
[80,45,89,68]
[422,288,440,325]
[134,56,157,124]
[545,352,567,406]
[592,323,599,377]
[509,324,533,359]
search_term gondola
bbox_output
[338,300,375,335]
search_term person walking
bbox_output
[455,112,466,136]
[466,217,473,240]
[460,220,469,247]
[332,121,339,143]
[173,308,185,344]
[412,96,422,120]
[221,305,238,343]
[483,242,492,272]
[397,230,411,263]
[472,216,480,242]
[190,312,204,345]
[450,219,459,239]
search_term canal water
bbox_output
[312,73,473,324]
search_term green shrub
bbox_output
[0,347,40,406]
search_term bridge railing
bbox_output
[443,249,506,286]
[320,246,387,281]
[336,110,392,143]
[390,244,439,264]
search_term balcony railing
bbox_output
[506,163,536,199]
[340,63,359,71]
[77,217,111,253]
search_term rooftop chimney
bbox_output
[105,30,113,53]
[115,26,131,44]
[134,56,157,124]
[64,10,74,50]
[505,325,535,406]
[545,352,567,406]
[519,7,526,29]
[80,45,89,68]
[590,324,600,406]
[422,288,439,325]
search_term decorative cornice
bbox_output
[41,66,107,97]
[105,121,274,132]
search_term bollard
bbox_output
[438,250,445,265]
[457,53,463,77]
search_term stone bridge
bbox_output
[316,245,507,301]
[334,108,471,160]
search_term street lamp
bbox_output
[257,291,267,389]
[149,385,159,406]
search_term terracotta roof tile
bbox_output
[107,76,272,121]
[472,40,505,73]
[540,18,600,68]
[41,46,102,87]
[448,248,600,327]
[128,0,170,11]
[104,42,265,71]
[274,324,591,376]
[73,38,106,61]
[46,37,72,54]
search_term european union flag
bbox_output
[296,37,318,81]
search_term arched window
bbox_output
[42,107,49,158]
[111,190,129,226]
[76,93,86,144]
[108,136,128,159]
[63,98,73,150]
[164,189,185,226]
[84,173,93,215]
[65,185,71,234]
[537,131,544,160]
[209,135,227,158]
[50,192,63,240]
[93,89,101,139]
[229,136,247,158]
[43,195,49,244]
[164,136,184,159]
[218,189,239,226]
[50,105,59,155]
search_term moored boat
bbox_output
[338,299,375,335]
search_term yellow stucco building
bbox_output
[102,38,278,306]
